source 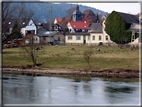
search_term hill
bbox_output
[24,3,108,23]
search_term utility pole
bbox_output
[49,6,52,32]
[49,6,52,43]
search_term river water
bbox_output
[2,73,141,105]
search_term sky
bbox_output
[76,3,140,14]
[1,0,141,14]
[39,0,141,15]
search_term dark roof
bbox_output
[89,23,102,30]
[37,26,49,35]
[98,15,106,22]
[41,23,50,30]
[4,18,30,28]
[83,10,95,17]
[90,30,103,33]
[73,10,82,15]
[116,11,139,24]
[66,32,90,35]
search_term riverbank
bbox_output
[3,46,139,71]
[2,67,140,78]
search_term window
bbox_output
[74,25,76,27]
[35,38,37,41]
[76,36,81,40]
[68,36,72,40]
[88,36,90,40]
[106,36,108,40]
[8,22,11,24]
[84,26,86,28]
[93,36,95,40]
[43,37,46,40]
[99,36,101,40]
[23,22,25,24]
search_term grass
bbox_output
[2,45,139,71]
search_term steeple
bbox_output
[76,5,79,11]
[73,5,82,22]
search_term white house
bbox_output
[25,18,37,35]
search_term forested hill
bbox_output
[24,3,108,23]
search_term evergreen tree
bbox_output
[63,27,69,35]
[94,14,100,23]
[88,21,92,27]
[11,22,23,40]
[105,11,132,43]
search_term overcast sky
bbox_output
[75,3,140,14]
[1,0,141,14]
[40,0,141,14]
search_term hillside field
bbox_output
[2,45,139,71]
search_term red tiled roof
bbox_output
[55,18,70,23]
[65,18,70,22]
[82,18,90,24]
[55,18,62,23]
[69,21,89,29]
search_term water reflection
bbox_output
[83,84,92,94]
[3,74,140,105]
[105,86,135,93]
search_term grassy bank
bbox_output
[2,45,139,71]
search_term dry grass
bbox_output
[2,45,139,71]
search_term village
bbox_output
[2,3,142,105]
[2,5,142,48]
[2,4,141,73]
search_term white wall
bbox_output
[25,19,37,34]
[67,23,75,33]
[21,28,25,36]
[66,35,83,43]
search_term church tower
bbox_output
[73,5,82,22]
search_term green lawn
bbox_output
[2,45,139,71]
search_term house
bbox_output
[113,11,140,44]
[24,34,40,44]
[25,18,38,35]
[53,18,70,31]
[3,18,30,36]
[98,14,107,23]
[53,24,64,32]
[53,32,65,45]
[82,9,95,22]
[67,21,89,33]
[88,21,114,45]
[67,5,90,33]
[54,18,62,24]
[38,31,58,45]
[89,23,102,32]
[65,32,90,45]
[54,18,70,25]
[139,13,142,22]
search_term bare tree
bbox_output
[65,7,76,19]
[83,50,94,68]
[2,2,35,45]
[21,34,43,67]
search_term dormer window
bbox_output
[84,26,86,28]
[23,22,25,24]
[8,22,11,24]
[74,25,76,27]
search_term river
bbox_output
[2,72,140,105]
